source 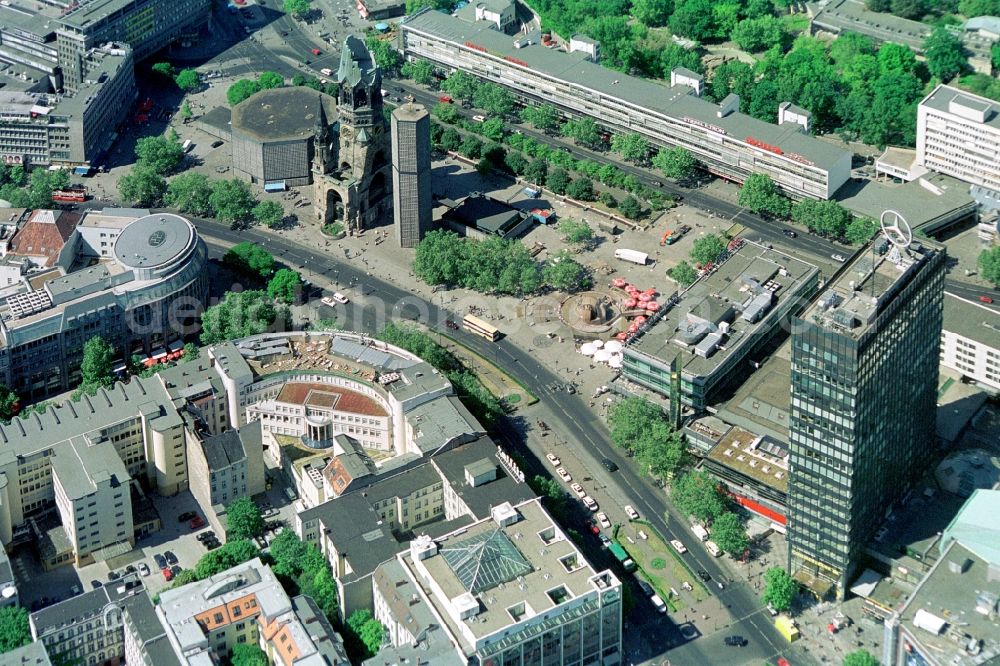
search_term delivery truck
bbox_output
[691,523,709,541]
[614,248,648,265]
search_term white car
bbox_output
[332,292,350,304]
[472,114,486,122]
[582,496,598,512]
[570,482,586,498]
[556,467,572,482]
[670,539,687,554]
[624,505,639,520]
[545,453,561,467]
[597,512,611,529]
[831,253,846,262]
[638,530,648,540]
[138,563,150,577]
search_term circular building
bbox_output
[231,87,339,188]
[113,213,198,280]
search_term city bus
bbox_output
[462,314,500,341]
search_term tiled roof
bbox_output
[8,209,80,266]
[275,382,388,417]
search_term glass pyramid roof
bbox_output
[440,528,533,594]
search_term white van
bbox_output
[283,487,298,501]
[182,139,193,153]
[705,540,722,557]
[650,594,667,613]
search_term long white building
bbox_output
[940,292,1000,391]
[917,84,1000,210]
[400,8,852,200]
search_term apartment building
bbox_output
[373,498,623,666]
[400,9,852,200]
[917,85,1000,210]
[940,293,1000,391]
[187,422,266,519]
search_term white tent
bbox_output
[608,355,623,369]
[594,349,613,363]
[592,339,605,349]
[604,340,624,353]
[580,343,597,356]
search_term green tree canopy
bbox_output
[547,168,571,195]
[257,71,284,90]
[227,79,262,106]
[0,385,18,422]
[459,135,483,159]
[81,335,116,388]
[738,173,790,217]
[224,242,275,279]
[669,260,698,286]
[175,68,200,92]
[520,103,562,133]
[611,132,650,163]
[432,101,460,124]
[543,251,589,291]
[978,246,1000,287]
[210,179,258,225]
[166,172,214,216]
[709,511,749,555]
[608,396,665,450]
[200,290,286,344]
[504,151,528,174]
[440,71,480,100]
[525,159,549,186]
[566,177,595,201]
[231,644,269,666]
[924,27,969,81]
[960,0,1000,17]
[401,59,435,85]
[118,166,167,206]
[480,117,505,142]
[843,649,880,666]
[671,470,728,523]
[193,539,260,580]
[253,200,285,228]
[845,216,879,245]
[557,218,594,245]
[631,0,674,27]
[346,610,385,660]
[792,199,853,238]
[731,16,786,53]
[473,82,515,117]
[0,606,31,654]
[634,422,685,481]
[180,101,193,121]
[618,195,643,220]
[690,235,725,266]
[652,146,697,181]
[283,0,311,18]
[225,497,266,541]
[151,62,174,78]
[135,133,185,175]
[267,268,303,304]
[670,0,715,41]
[762,566,797,611]
[658,43,704,78]
[560,117,603,148]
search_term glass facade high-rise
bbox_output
[788,236,945,599]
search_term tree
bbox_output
[843,650,881,666]
[960,0,1000,17]
[924,27,969,82]
[480,117,505,142]
[439,128,461,151]
[459,135,483,159]
[878,42,918,76]
[267,268,303,304]
[890,0,927,19]
[978,246,1000,287]
[731,16,786,53]
[151,62,174,79]
[845,216,879,245]
[690,235,725,266]
[710,511,749,556]
[762,566,797,612]
[557,218,594,245]
[634,424,685,481]
[618,195,642,220]
[738,173,790,217]
[710,59,754,103]
[0,385,18,421]
[670,0,715,41]
[547,168,570,195]
[792,199,853,238]
[200,290,285,344]
[504,151,528,174]
[257,70,284,90]
[608,396,664,450]
[600,191,617,207]
[231,644,269,666]
[194,539,260,580]
[118,166,167,206]
[227,79,262,106]
[223,242,275,279]
[253,200,285,228]
[610,132,649,163]
[473,82,515,117]
[0,606,30,654]
[413,230,466,286]
[652,146,697,182]
[865,0,891,9]
[366,34,402,72]
[566,177,595,201]
[175,68,200,92]
[346,610,384,659]
[135,133,185,175]
[225,497,265,541]
[283,0,311,18]
[401,59,435,85]
[440,71,480,100]
[671,470,728,523]
[520,103,561,133]
[166,172,214,216]
[544,251,588,291]
[525,159,548,186]
[432,102,459,123]
[210,179,258,226]
[669,261,698,286]
[993,42,1000,73]
[81,336,116,388]
[180,101,193,121]
[561,117,603,149]
[631,0,673,27]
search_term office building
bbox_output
[940,293,1000,391]
[0,42,135,167]
[55,0,210,88]
[155,558,348,665]
[187,421,266,522]
[0,641,52,666]
[0,4,61,89]
[401,9,852,200]
[787,232,946,599]
[231,88,339,189]
[0,210,208,399]
[622,240,820,411]
[917,85,1000,210]
[391,102,431,248]
[30,574,144,666]
[372,498,623,666]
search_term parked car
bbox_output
[164,551,178,566]
[831,253,846,262]
[599,534,611,547]
[724,635,747,647]
[782,229,797,238]
[588,521,600,535]
[138,563,150,577]
[91,580,102,589]
[545,453,561,467]
[178,512,196,522]
[570,482,586,498]
[697,569,711,582]
[624,505,639,520]
[211,140,225,148]
[107,570,120,582]
[600,458,618,472]
[582,496,598,512]
[124,565,137,575]
[471,114,486,122]
[670,539,687,554]
[197,530,216,542]
[597,512,611,529]
[153,554,167,569]
[980,295,994,304]
[636,579,654,597]
[162,568,173,582]
[556,467,572,482]
[189,516,205,529]
[205,539,221,550]
[650,594,667,613]
[445,319,459,330]
[331,292,349,304]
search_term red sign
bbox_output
[746,136,783,155]
[504,55,529,68]
[464,41,487,52]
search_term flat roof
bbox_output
[704,427,788,494]
[0,640,53,666]
[837,174,976,232]
[717,341,793,441]
[943,293,1000,350]
[809,0,927,48]
[921,84,1000,130]
[232,87,337,143]
[58,0,145,28]
[51,437,130,499]
[629,240,818,380]
[112,213,194,270]
[403,9,850,171]
[392,101,429,123]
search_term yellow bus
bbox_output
[462,314,500,341]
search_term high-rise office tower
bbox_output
[787,214,946,600]
[391,102,431,248]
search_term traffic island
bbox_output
[617,520,709,611]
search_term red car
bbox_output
[438,95,452,103]
[980,295,994,304]
[189,516,205,529]
[311,48,321,56]
[588,521,600,535]
[162,567,173,581]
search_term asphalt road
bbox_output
[186,215,795,664]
